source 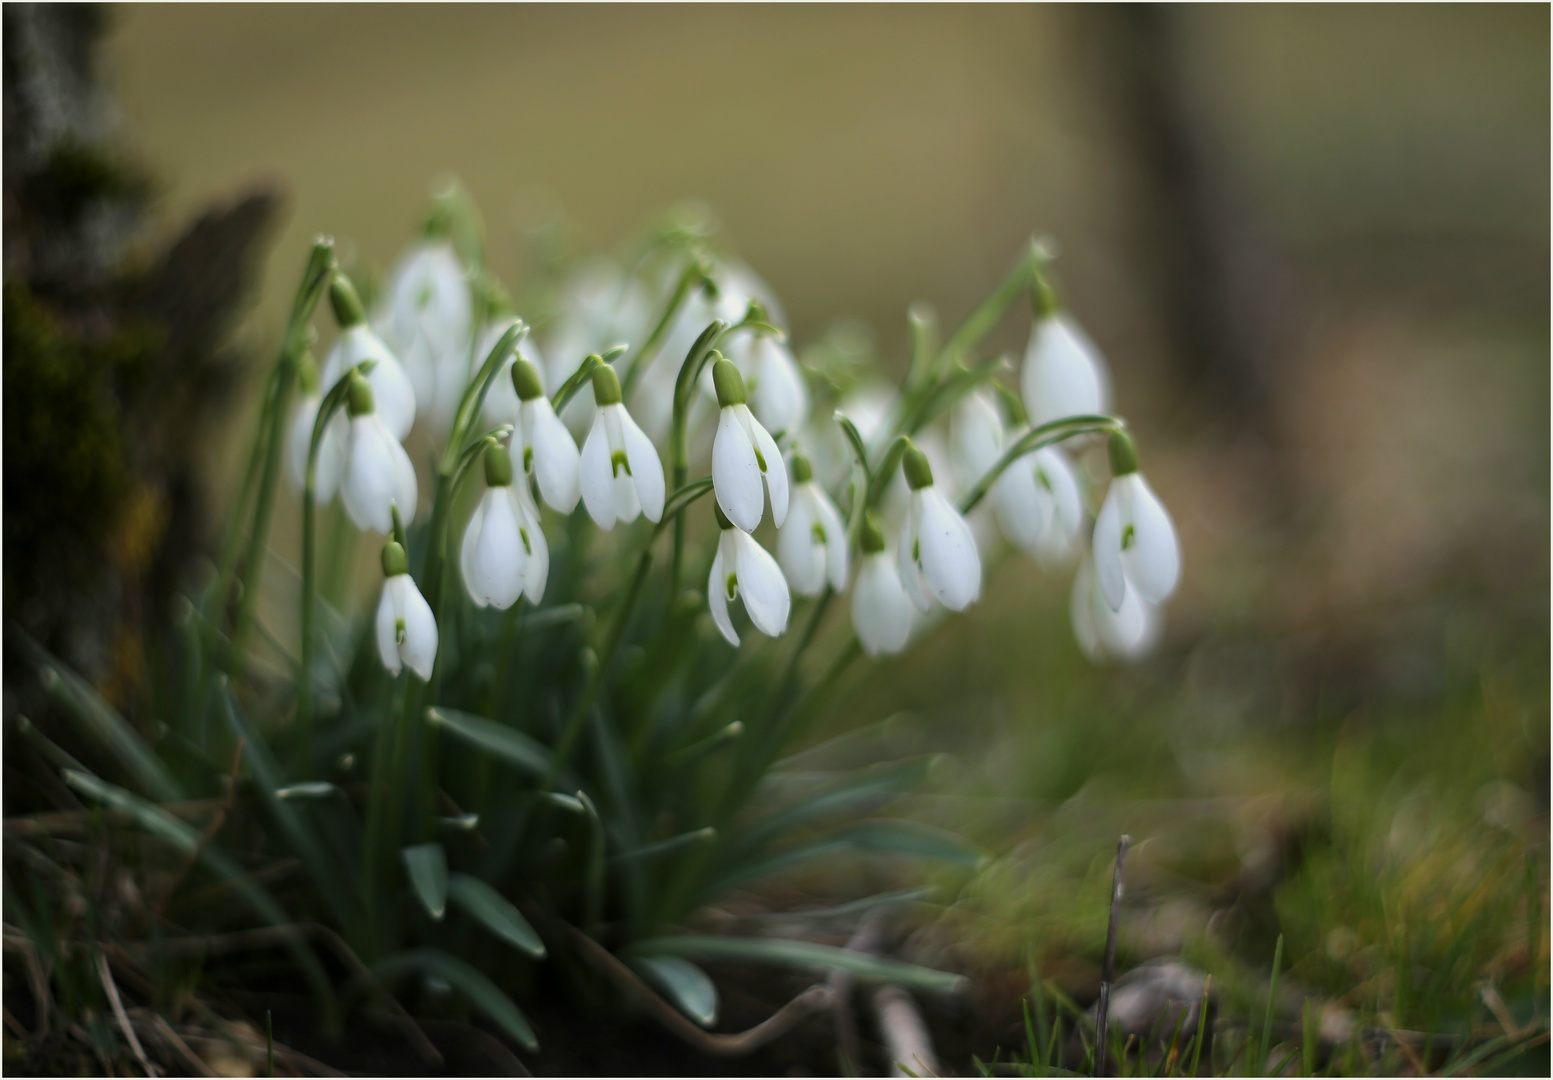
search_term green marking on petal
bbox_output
[754,445,767,472]
[912,538,920,563]
[725,573,738,602]
[1121,524,1136,550]
[520,527,532,556]
[812,523,827,545]
[611,450,632,477]
[1036,469,1053,493]
[417,284,433,309]
[395,618,407,645]
[523,446,534,473]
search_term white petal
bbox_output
[744,407,789,528]
[1093,563,1150,658]
[617,406,665,523]
[343,415,409,534]
[750,337,809,434]
[330,326,417,441]
[288,396,320,493]
[376,582,403,674]
[949,390,1004,488]
[776,489,825,597]
[897,507,934,614]
[467,488,525,610]
[398,575,439,681]
[1034,447,1083,543]
[390,437,419,525]
[459,498,487,607]
[814,486,850,591]
[1119,474,1180,604]
[713,408,763,532]
[526,398,581,513]
[707,542,739,646]
[288,396,344,503]
[915,489,981,611]
[1021,314,1105,427]
[1069,559,1104,663]
[1092,484,1127,611]
[733,531,790,638]
[852,552,913,656]
[991,464,1047,552]
[579,412,617,529]
[515,483,549,605]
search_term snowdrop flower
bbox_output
[777,455,848,596]
[991,445,1084,562]
[897,444,981,613]
[480,318,546,427]
[1091,431,1180,611]
[724,334,809,435]
[1069,553,1158,662]
[321,274,417,441]
[286,354,344,501]
[948,390,1004,489]
[579,364,665,530]
[460,443,548,609]
[851,513,914,656]
[708,505,790,647]
[502,356,581,514]
[375,540,437,680]
[339,372,419,534]
[374,234,472,435]
[545,258,650,437]
[1020,278,1110,427]
[711,357,788,532]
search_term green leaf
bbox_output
[448,874,545,959]
[629,955,719,1028]
[15,634,181,802]
[713,820,978,894]
[402,843,449,921]
[632,935,964,994]
[426,708,554,779]
[63,769,337,1018]
[372,949,537,1051]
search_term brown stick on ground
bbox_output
[1094,834,1130,1077]
[156,738,245,918]
[560,919,834,1057]
[97,951,159,1077]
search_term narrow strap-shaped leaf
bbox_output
[447,874,545,959]
[63,769,337,1019]
[13,633,181,802]
[426,707,555,779]
[628,955,719,1028]
[371,948,537,1051]
[631,935,964,994]
[712,820,979,895]
[402,843,449,921]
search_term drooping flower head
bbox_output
[1020,274,1110,427]
[708,504,791,647]
[460,442,548,610]
[579,363,665,530]
[505,356,581,514]
[710,356,789,533]
[373,219,473,437]
[776,454,848,597]
[851,512,914,656]
[1092,430,1180,611]
[1070,552,1158,663]
[287,352,345,501]
[321,273,417,441]
[375,539,437,680]
[897,443,982,613]
[339,371,419,534]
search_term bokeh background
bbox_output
[9,1,1548,1058]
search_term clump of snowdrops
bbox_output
[15,187,1179,1052]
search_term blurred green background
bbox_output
[93,0,1549,1045]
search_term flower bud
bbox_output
[511,357,546,402]
[1031,273,1059,319]
[902,445,935,491]
[381,540,409,577]
[1108,430,1138,476]
[712,355,748,407]
[346,371,376,417]
[591,361,622,406]
[329,273,367,328]
[484,442,513,487]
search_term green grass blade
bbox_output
[426,707,554,778]
[631,935,965,993]
[16,634,181,802]
[1189,975,1211,1078]
[402,843,448,920]
[629,955,719,1028]
[1261,934,1284,1074]
[448,873,545,959]
[63,769,336,1021]
[712,819,979,893]
[372,948,537,1051]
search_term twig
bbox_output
[561,919,834,1056]
[155,739,245,918]
[98,952,159,1076]
[874,984,939,1078]
[1094,834,1130,1077]
[830,911,886,1071]
[131,1011,218,1078]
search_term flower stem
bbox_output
[957,414,1124,515]
[621,259,703,400]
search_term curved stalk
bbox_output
[957,414,1124,515]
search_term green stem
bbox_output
[211,365,281,621]
[934,239,1045,376]
[668,321,727,592]
[957,415,1123,515]
[621,260,703,399]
